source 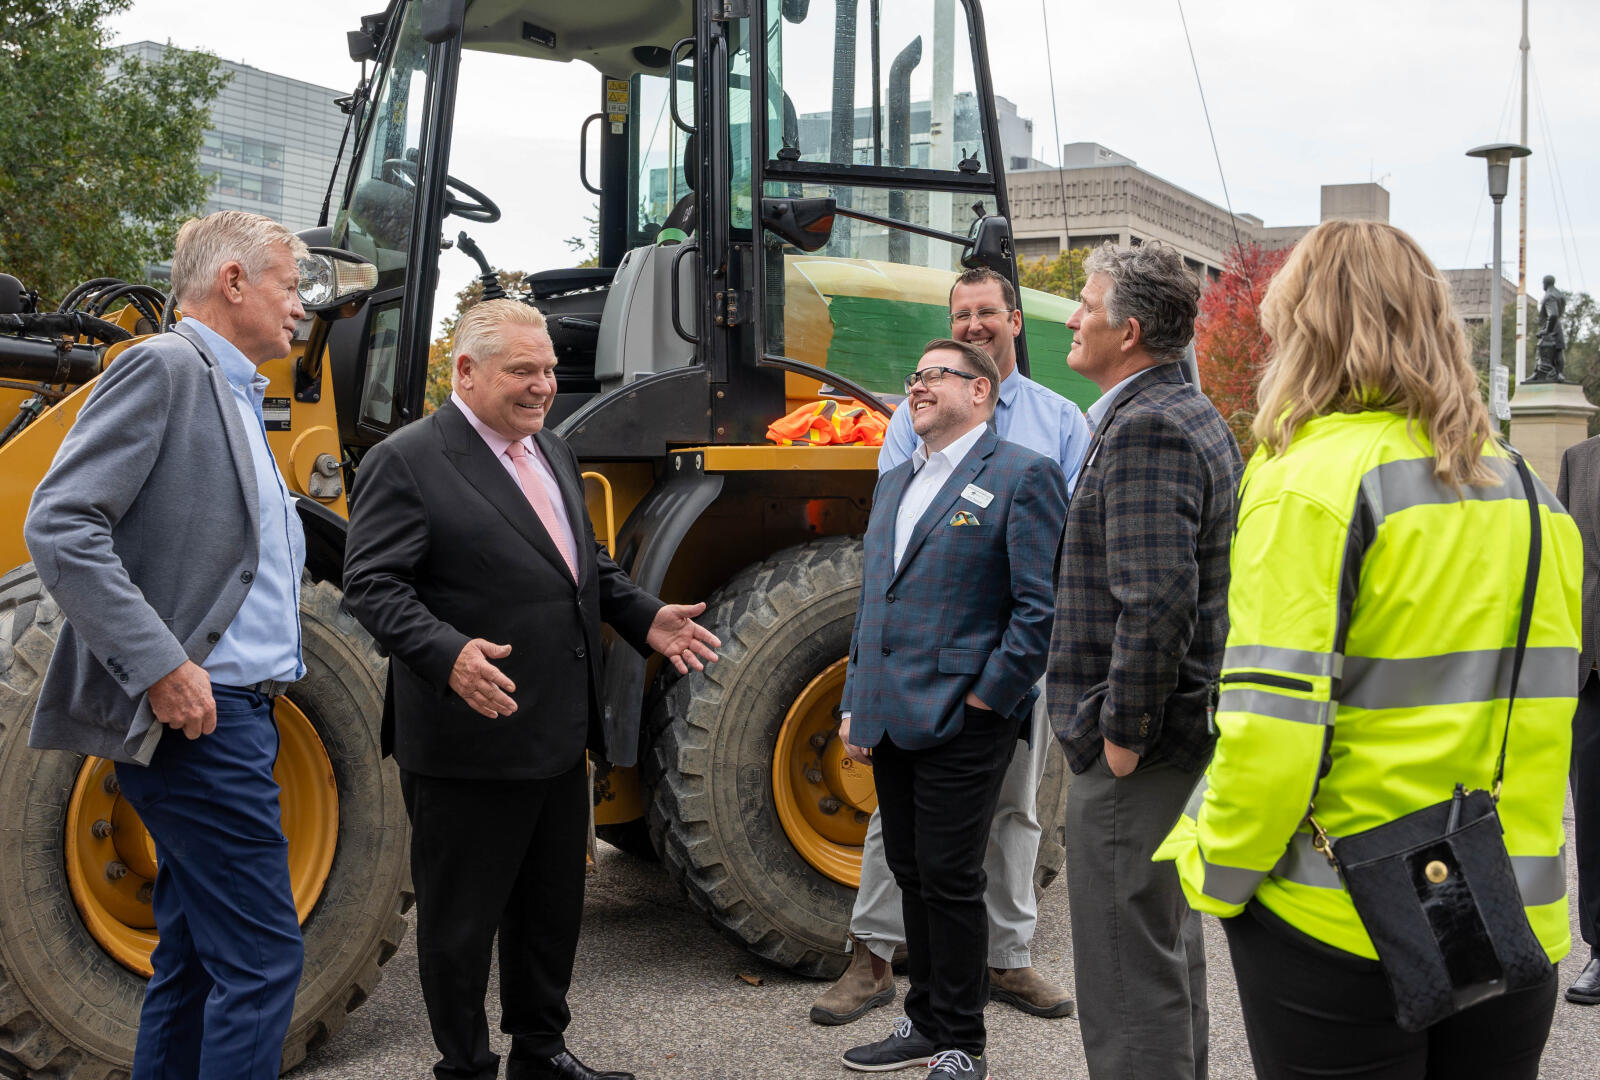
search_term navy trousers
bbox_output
[114,685,303,1080]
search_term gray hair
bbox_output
[1082,241,1201,364]
[169,211,308,307]
[451,298,549,386]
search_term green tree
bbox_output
[425,269,531,412]
[0,1,228,304]
[1018,246,1089,300]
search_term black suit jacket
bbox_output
[342,401,662,779]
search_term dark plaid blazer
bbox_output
[842,427,1069,751]
[1048,363,1243,774]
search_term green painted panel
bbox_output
[820,292,1098,411]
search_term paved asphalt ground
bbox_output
[296,804,1599,1080]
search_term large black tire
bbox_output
[647,538,1067,979]
[0,565,409,1077]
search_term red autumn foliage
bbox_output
[1195,242,1291,454]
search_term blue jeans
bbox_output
[114,685,303,1080]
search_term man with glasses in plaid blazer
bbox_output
[835,339,1069,1080]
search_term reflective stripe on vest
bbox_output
[1339,647,1578,710]
[1262,831,1568,907]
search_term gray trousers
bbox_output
[850,688,1052,968]
[1065,752,1208,1080]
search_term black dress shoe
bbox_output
[1567,954,1600,1005]
[506,1049,635,1080]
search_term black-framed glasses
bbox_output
[948,306,1012,325]
[904,366,980,393]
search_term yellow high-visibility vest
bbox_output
[1155,410,1581,961]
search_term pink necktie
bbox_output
[505,441,577,580]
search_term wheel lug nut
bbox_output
[91,819,113,839]
[105,861,129,881]
[809,733,829,750]
[136,883,154,904]
[102,773,120,795]
[819,797,841,814]
[805,768,823,785]
[854,810,869,824]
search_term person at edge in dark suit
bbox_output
[341,299,720,1080]
[836,338,1069,1080]
[1558,433,1600,1005]
[1049,242,1242,1080]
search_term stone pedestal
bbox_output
[1509,381,1597,483]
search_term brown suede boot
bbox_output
[810,939,894,1025]
[989,965,1075,1018]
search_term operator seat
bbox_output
[593,134,698,389]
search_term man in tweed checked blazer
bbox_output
[1049,243,1241,1080]
[837,339,1068,1080]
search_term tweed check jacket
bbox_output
[1557,434,1600,680]
[1047,362,1243,774]
[841,427,1069,751]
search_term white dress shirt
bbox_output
[892,421,988,571]
[451,391,579,562]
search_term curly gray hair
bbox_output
[1082,242,1201,364]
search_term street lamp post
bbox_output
[1467,143,1532,401]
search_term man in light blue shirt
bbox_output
[26,211,309,1079]
[814,267,1088,1031]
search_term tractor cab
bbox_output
[324,0,1038,460]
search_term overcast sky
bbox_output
[109,0,1598,307]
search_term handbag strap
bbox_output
[1496,454,1543,799]
[1306,450,1543,862]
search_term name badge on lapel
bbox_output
[960,483,994,508]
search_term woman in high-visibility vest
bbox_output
[1155,219,1582,1079]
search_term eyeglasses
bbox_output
[948,306,1012,325]
[904,366,980,393]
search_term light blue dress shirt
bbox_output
[184,318,306,686]
[1084,367,1149,431]
[879,368,1091,488]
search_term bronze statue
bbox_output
[1529,274,1568,382]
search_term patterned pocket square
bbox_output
[949,510,980,527]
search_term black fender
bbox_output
[600,449,722,767]
[292,495,349,587]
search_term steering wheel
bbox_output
[382,158,501,223]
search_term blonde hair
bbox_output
[451,299,549,386]
[169,211,308,307]
[1253,220,1497,487]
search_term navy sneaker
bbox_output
[927,1049,988,1080]
[841,1016,937,1071]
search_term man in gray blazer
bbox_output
[1558,435,1600,1004]
[25,211,311,1079]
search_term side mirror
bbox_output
[299,248,379,318]
[420,0,466,43]
[962,215,1014,277]
[761,196,836,253]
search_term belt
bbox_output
[219,679,293,699]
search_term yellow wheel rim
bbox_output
[64,697,340,976]
[772,658,876,887]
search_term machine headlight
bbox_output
[297,248,379,315]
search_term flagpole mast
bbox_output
[1515,0,1530,386]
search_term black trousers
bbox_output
[1575,670,1600,952]
[401,760,589,1080]
[873,705,1018,1056]
[1224,901,1557,1080]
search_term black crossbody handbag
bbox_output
[1305,453,1553,1032]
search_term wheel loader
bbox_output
[0,1,1097,1073]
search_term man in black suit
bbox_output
[1558,435,1600,1005]
[343,299,719,1080]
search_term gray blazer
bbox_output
[24,321,265,764]
[1558,433,1600,680]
